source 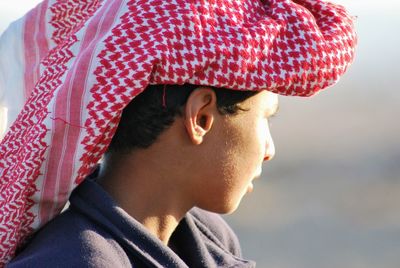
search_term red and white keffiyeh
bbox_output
[0,0,356,264]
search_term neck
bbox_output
[97,151,193,245]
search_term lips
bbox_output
[247,182,254,193]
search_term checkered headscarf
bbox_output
[0,0,356,264]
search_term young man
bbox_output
[9,85,278,267]
[0,0,357,267]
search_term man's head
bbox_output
[106,84,261,154]
[104,84,279,214]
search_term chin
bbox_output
[210,206,238,215]
[208,197,243,215]
[222,206,240,215]
[196,185,247,215]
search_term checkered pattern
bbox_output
[0,0,357,265]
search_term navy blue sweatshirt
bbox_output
[8,178,255,267]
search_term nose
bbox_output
[263,134,275,162]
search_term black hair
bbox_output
[106,84,259,154]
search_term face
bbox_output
[193,90,278,214]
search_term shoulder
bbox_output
[8,209,130,268]
[188,207,242,257]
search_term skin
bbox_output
[97,87,279,246]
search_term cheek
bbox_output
[241,119,268,168]
[221,120,267,184]
[193,119,270,213]
[233,118,271,183]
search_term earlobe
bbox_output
[183,88,216,145]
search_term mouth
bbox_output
[247,172,262,193]
[247,182,254,193]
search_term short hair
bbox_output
[106,84,259,154]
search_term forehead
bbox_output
[244,90,279,114]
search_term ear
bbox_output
[183,87,217,145]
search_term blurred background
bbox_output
[1,0,399,267]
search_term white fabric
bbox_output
[0,18,26,139]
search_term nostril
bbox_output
[264,140,275,161]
